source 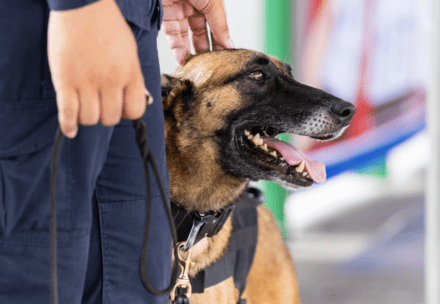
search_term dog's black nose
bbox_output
[330,101,356,124]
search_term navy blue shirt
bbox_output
[46,0,162,31]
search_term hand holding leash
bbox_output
[47,0,152,139]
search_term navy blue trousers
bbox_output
[0,1,171,303]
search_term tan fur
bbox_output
[163,49,300,303]
[164,74,249,212]
[244,205,301,304]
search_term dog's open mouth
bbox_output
[236,126,326,186]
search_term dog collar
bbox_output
[171,202,235,251]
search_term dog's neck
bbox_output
[164,121,248,213]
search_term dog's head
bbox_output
[162,49,355,211]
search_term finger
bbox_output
[162,0,186,21]
[209,30,219,51]
[162,19,191,65]
[189,0,234,49]
[188,14,210,53]
[99,84,123,126]
[162,1,192,65]
[123,69,146,120]
[78,87,100,126]
[210,30,228,51]
[56,87,79,138]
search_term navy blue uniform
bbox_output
[0,0,171,303]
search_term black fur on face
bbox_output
[214,54,355,190]
[163,50,355,191]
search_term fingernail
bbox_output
[144,89,154,105]
[65,129,77,138]
[227,38,235,49]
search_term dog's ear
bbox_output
[161,74,178,100]
[161,74,195,111]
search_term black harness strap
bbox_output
[171,203,235,250]
[173,187,264,302]
[50,119,180,304]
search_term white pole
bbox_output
[426,0,440,303]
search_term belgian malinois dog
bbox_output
[162,49,355,304]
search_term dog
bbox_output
[161,49,355,304]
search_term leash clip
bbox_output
[170,242,193,302]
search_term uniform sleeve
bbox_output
[46,0,101,11]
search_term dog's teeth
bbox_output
[244,129,251,136]
[252,133,263,146]
[280,157,285,161]
[248,134,253,140]
[270,151,277,157]
[262,144,268,151]
[295,161,305,173]
[302,171,308,177]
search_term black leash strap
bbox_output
[132,119,179,295]
[50,119,179,304]
[49,128,62,304]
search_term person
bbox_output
[0,0,233,303]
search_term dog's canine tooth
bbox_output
[295,161,305,173]
[270,151,277,157]
[261,144,268,151]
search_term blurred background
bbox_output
[158,0,430,303]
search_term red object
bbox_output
[308,0,325,27]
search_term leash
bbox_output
[49,119,180,304]
[169,203,235,302]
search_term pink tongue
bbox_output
[262,136,326,183]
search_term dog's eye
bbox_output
[248,71,265,81]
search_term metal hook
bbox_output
[170,242,193,302]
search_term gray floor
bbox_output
[288,192,424,304]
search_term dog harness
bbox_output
[171,187,264,304]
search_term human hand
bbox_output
[47,0,151,138]
[162,0,235,65]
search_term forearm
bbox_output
[46,0,100,11]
